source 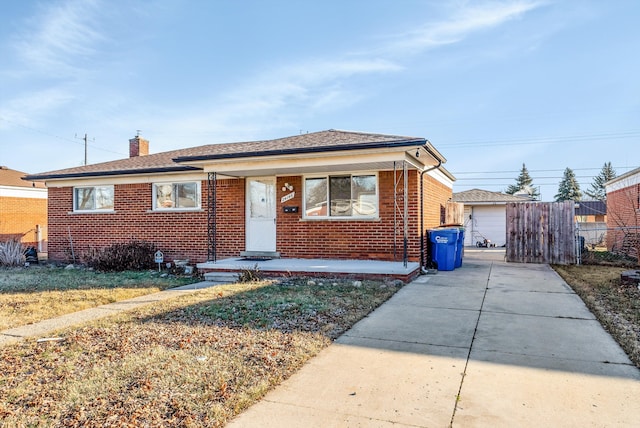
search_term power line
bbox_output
[0,116,127,156]
[438,130,640,148]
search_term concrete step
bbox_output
[203,271,240,285]
[239,251,280,259]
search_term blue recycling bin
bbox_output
[430,229,458,271]
[455,228,464,268]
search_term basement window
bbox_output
[73,186,114,212]
[304,174,378,218]
[153,181,200,210]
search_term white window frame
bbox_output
[73,185,115,212]
[152,181,201,211]
[303,172,379,220]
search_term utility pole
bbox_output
[75,133,93,165]
[83,133,87,165]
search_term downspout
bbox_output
[419,144,443,273]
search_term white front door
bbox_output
[246,177,277,252]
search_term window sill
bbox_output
[300,217,381,222]
[68,210,116,214]
[147,208,204,213]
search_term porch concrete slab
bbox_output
[472,311,632,365]
[482,288,596,319]
[455,359,640,428]
[229,341,465,428]
[198,257,420,276]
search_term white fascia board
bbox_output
[42,171,219,188]
[606,168,640,192]
[458,201,509,206]
[425,167,454,189]
[0,185,48,199]
[198,149,415,174]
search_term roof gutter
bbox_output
[419,141,444,272]
[173,138,428,163]
[24,166,202,182]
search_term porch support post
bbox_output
[393,161,397,260]
[403,160,408,267]
[207,172,217,262]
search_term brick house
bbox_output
[605,167,640,257]
[0,166,47,249]
[26,130,454,272]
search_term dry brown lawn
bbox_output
[0,266,197,330]
[0,276,403,427]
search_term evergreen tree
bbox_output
[585,162,616,201]
[555,167,582,201]
[505,163,539,199]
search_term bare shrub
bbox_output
[237,264,262,282]
[0,239,25,266]
[84,240,158,272]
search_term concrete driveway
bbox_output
[228,249,640,427]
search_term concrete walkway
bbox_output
[228,249,640,427]
[0,281,216,347]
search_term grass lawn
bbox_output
[0,266,198,331]
[553,263,640,368]
[0,276,403,427]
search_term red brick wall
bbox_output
[47,172,452,264]
[47,179,245,264]
[606,184,640,253]
[0,195,47,246]
[275,171,452,262]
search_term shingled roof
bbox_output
[0,166,45,188]
[26,129,437,181]
[452,188,533,203]
[574,200,606,216]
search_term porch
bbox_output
[197,257,421,284]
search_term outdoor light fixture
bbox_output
[415,149,420,157]
[282,182,294,192]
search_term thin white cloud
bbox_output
[14,0,106,75]
[0,88,76,128]
[145,58,403,146]
[382,0,545,55]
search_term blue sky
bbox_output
[1,0,638,200]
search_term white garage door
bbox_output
[465,206,506,247]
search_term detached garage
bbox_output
[453,189,532,247]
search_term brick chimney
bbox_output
[129,135,149,158]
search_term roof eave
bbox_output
[172,138,430,163]
[24,166,202,182]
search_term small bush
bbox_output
[85,240,158,272]
[0,239,25,266]
[237,264,262,282]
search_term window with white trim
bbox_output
[153,181,200,210]
[304,174,378,218]
[73,186,114,211]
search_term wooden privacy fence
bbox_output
[444,201,464,225]
[506,201,576,264]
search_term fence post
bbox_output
[575,221,581,265]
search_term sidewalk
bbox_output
[228,251,640,427]
[0,281,215,348]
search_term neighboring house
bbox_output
[574,200,606,222]
[0,166,47,249]
[605,167,640,256]
[26,130,455,273]
[452,188,532,247]
[575,200,607,248]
